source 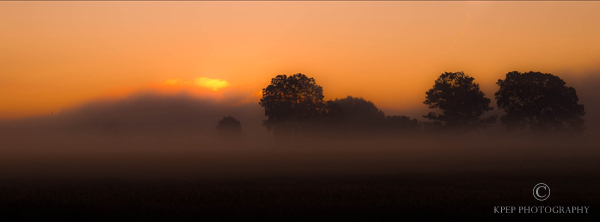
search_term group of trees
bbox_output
[423,71,585,134]
[258,74,420,138]
[218,71,585,139]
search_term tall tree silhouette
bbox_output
[495,71,585,133]
[216,116,243,139]
[259,73,325,137]
[424,72,495,132]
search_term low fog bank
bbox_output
[0,93,269,141]
[0,92,599,180]
[0,135,597,180]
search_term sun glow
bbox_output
[193,77,229,91]
[93,77,263,109]
[163,77,229,91]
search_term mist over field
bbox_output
[1,89,599,219]
[1,73,599,180]
[0,71,598,219]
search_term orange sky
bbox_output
[1,2,600,119]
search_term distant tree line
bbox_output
[256,74,422,139]
[220,71,585,139]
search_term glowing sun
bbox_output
[163,77,229,91]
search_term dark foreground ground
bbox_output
[0,134,598,220]
[0,172,598,220]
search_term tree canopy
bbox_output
[215,116,243,139]
[259,73,326,136]
[495,71,585,133]
[334,96,385,128]
[331,96,420,133]
[423,72,495,132]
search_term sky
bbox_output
[1,1,600,119]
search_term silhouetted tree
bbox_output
[297,100,346,137]
[424,72,496,132]
[259,73,326,137]
[334,96,385,131]
[322,100,345,124]
[495,71,585,133]
[329,96,421,134]
[216,116,243,139]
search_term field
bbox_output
[0,135,598,220]
[0,173,597,220]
